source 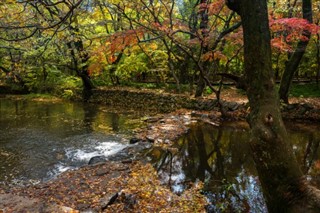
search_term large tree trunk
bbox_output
[195,0,209,97]
[68,41,94,101]
[195,77,206,97]
[67,30,94,102]
[226,0,320,212]
[279,0,313,103]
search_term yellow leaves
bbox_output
[110,162,208,212]
[107,0,123,4]
[149,43,158,51]
[0,0,15,6]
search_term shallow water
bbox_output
[1,98,319,211]
[146,121,320,212]
[0,98,144,185]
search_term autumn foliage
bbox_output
[106,163,208,212]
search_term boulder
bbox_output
[88,156,106,165]
[129,137,141,144]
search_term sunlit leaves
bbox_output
[108,29,145,57]
[269,1,320,54]
[107,162,208,212]
[1,0,319,91]
[115,53,148,80]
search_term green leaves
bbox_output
[115,53,148,80]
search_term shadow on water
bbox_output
[1,98,320,211]
[146,122,320,212]
[0,98,145,185]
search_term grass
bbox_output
[18,93,62,102]
[25,93,57,99]
[289,83,320,98]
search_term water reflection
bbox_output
[82,103,99,133]
[147,122,320,212]
[0,98,144,185]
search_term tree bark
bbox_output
[279,0,313,103]
[227,0,320,212]
[317,32,320,85]
[195,0,209,97]
[67,27,94,101]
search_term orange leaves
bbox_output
[108,28,145,56]
[88,46,108,75]
[314,160,320,170]
[202,51,227,62]
[108,162,208,212]
[108,55,117,64]
[198,0,225,15]
[198,3,208,13]
[88,28,146,75]
[270,17,319,34]
[271,37,293,52]
[207,0,226,16]
[269,17,320,52]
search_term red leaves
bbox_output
[198,0,225,15]
[207,0,225,15]
[198,3,208,13]
[270,17,320,52]
[271,37,293,52]
[108,29,144,56]
[202,50,227,62]
[270,17,319,34]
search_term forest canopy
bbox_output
[0,0,319,100]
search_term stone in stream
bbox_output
[129,137,141,144]
[88,156,106,165]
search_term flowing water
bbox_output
[1,98,319,212]
[0,98,144,185]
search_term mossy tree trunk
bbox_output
[67,26,94,102]
[226,0,320,211]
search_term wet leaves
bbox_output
[3,161,207,212]
[105,163,208,213]
[135,109,196,148]
[7,162,129,211]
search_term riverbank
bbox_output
[0,87,319,212]
[87,86,320,121]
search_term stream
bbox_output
[0,98,144,185]
[1,98,319,212]
[146,122,320,212]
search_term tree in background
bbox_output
[278,0,313,103]
[0,0,93,98]
[0,0,318,102]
